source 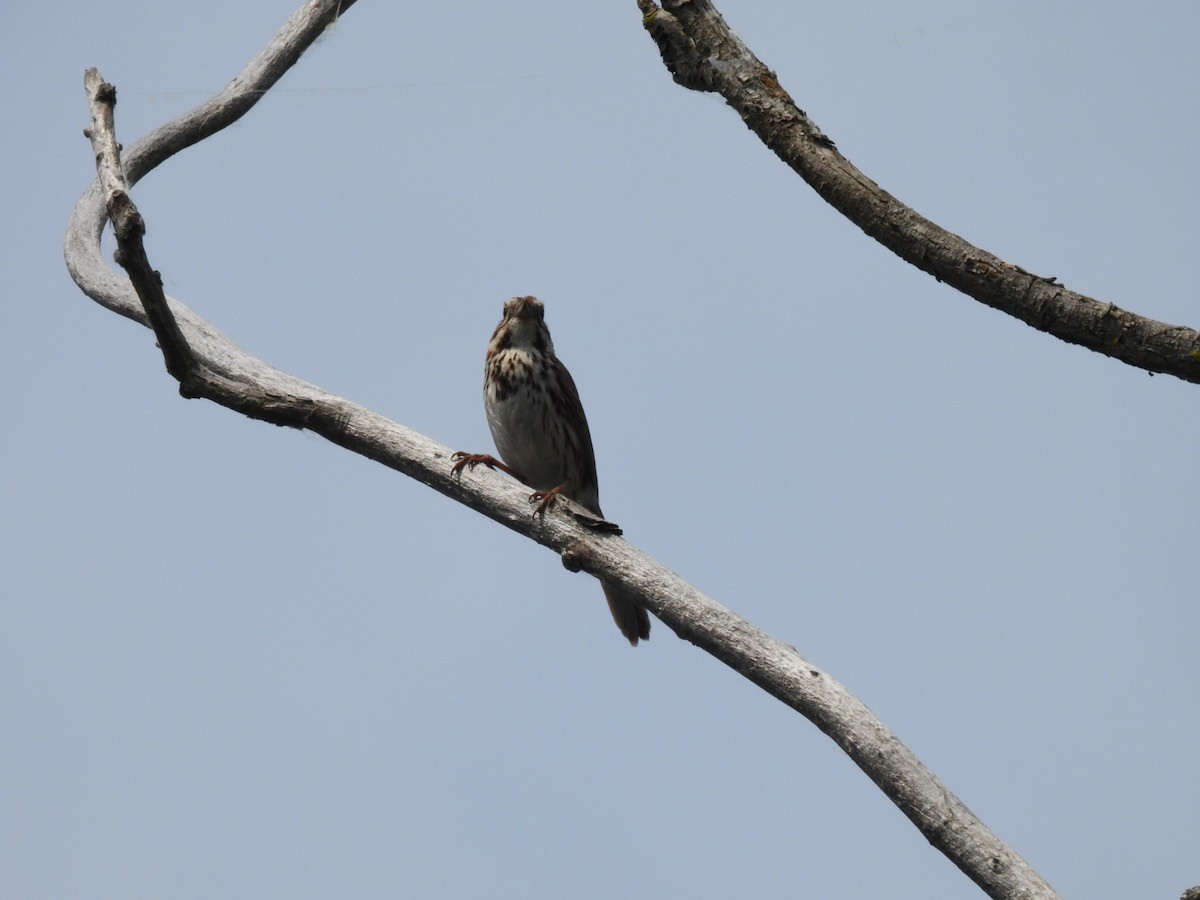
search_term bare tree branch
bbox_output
[638,0,1200,384]
[83,69,198,385]
[65,4,1058,899]
[66,0,360,333]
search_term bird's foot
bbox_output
[450,452,522,479]
[529,481,568,518]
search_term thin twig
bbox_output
[83,68,198,387]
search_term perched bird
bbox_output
[453,296,651,645]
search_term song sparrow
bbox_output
[452,296,651,646]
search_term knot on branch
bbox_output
[638,0,717,92]
[107,190,146,244]
[560,543,592,573]
[89,72,117,105]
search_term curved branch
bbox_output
[638,0,1200,384]
[66,0,360,334]
[65,4,1057,899]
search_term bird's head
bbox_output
[490,295,554,355]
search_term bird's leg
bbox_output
[529,480,569,518]
[450,452,523,480]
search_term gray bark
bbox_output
[638,0,1200,384]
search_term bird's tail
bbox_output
[602,580,651,646]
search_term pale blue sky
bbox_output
[4,1,1198,897]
